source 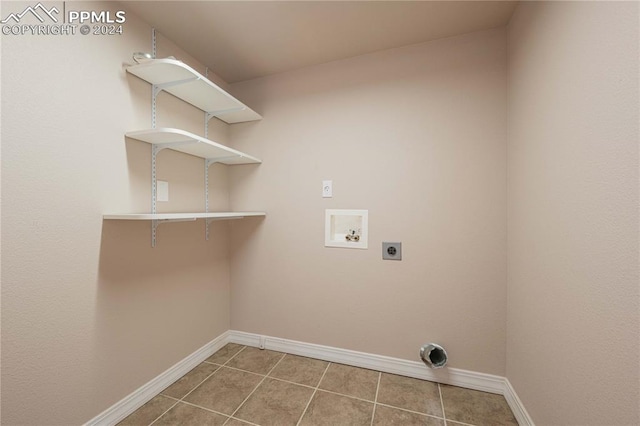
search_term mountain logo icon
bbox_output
[1,3,59,24]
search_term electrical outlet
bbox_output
[382,242,402,260]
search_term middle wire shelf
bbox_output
[125,128,262,164]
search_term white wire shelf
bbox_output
[103,212,266,221]
[125,128,261,165]
[126,58,261,124]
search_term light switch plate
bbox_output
[322,180,332,198]
[157,180,169,202]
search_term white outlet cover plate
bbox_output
[322,180,332,198]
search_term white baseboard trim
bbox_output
[229,330,504,393]
[504,378,535,426]
[85,329,533,426]
[228,330,534,426]
[84,331,230,426]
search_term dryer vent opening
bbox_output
[420,343,448,369]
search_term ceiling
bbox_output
[123,1,518,84]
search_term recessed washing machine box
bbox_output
[325,209,368,249]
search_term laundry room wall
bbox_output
[506,2,640,424]
[228,28,508,375]
[1,2,235,423]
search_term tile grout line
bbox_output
[160,395,181,402]
[216,345,263,426]
[221,345,249,367]
[168,398,250,423]
[374,402,447,421]
[158,363,221,400]
[177,346,246,402]
[295,362,332,426]
[224,352,288,425]
[268,375,318,390]
[446,421,478,426]
[314,387,377,405]
[370,372,382,426]
[226,415,262,426]
[206,362,271,379]
[173,397,262,426]
[146,397,180,426]
[438,383,448,425]
[149,345,248,426]
[222,351,288,426]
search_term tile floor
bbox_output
[118,344,518,426]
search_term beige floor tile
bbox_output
[206,343,245,365]
[225,419,255,426]
[153,402,228,426]
[117,395,176,426]
[376,373,442,417]
[226,347,284,375]
[299,391,373,426]
[318,363,379,401]
[117,350,520,426]
[372,405,444,426]
[234,378,314,426]
[161,362,219,399]
[183,367,262,415]
[440,384,518,426]
[268,354,329,387]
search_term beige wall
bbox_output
[228,28,508,375]
[1,2,236,424]
[506,2,639,425]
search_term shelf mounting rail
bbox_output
[151,140,197,247]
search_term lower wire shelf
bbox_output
[103,212,266,247]
[103,212,266,220]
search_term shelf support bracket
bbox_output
[204,156,237,217]
[205,216,243,241]
[205,106,246,123]
[204,156,241,240]
[151,78,200,129]
[155,78,201,94]
[155,140,199,152]
[207,156,238,167]
[152,218,198,248]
